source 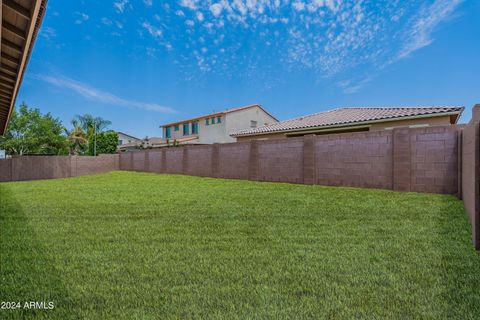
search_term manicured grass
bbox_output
[1,171,479,319]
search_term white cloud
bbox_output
[210,3,223,17]
[40,27,56,40]
[74,12,89,25]
[399,0,463,59]
[179,0,198,10]
[144,0,153,6]
[142,21,162,39]
[114,0,129,13]
[101,17,113,26]
[36,74,175,113]
[136,0,464,91]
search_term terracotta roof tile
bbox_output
[231,106,464,137]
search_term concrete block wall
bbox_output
[461,105,480,249]
[257,137,304,183]
[0,154,119,182]
[410,126,460,194]
[118,125,461,197]
[315,131,393,189]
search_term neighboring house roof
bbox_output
[117,141,140,149]
[231,106,465,137]
[145,137,165,145]
[117,136,199,151]
[0,0,49,135]
[149,136,198,145]
[117,131,140,140]
[160,104,278,128]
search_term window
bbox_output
[217,116,222,123]
[250,120,258,128]
[165,127,171,139]
[118,139,123,145]
[192,122,199,134]
[206,118,209,125]
[183,123,190,135]
[174,125,179,131]
[211,117,215,124]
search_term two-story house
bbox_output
[117,132,142,152]
[160,104,278,144]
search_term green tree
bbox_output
[72,114,111,139]
[88,130,118,155]
[0,103,68,155]
[65,125,88,155]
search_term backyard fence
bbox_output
[0,154,119,182]
[0,105,478,249]
[461,106,480,249]
[119,125,461,195]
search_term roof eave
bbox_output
[231,110,464,137]
[1,0,48,135]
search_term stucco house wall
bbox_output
[225,106,277,138]
[163,105,278,144]
[237,115,454,141]
[118,132,140,145]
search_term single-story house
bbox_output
[160,104,278,144]
[231,106,464,141]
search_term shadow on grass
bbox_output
[0,184,76,320]
[437,195,480,318]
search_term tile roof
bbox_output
[161,104,278,127]
[231,106,464,137]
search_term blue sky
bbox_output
[18,0,480,138]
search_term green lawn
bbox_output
[1,171,479,319]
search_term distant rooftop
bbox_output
[161,104,278,128]
[231,106,464,137]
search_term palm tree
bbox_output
[72,114,111,138]
[65,125,88,155]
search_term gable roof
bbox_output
[117,131,141,140]
[160,104,278,128]
[231,106,464,137]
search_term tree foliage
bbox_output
[88,130,118,155]
[72,114,112,138]
[0,103,68,155]
[65,125,88,155]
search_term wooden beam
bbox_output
[0,85,11,92]
[2,21,27,40]
[3,0,31,21]
[1,52,19,65]
[0,83,12,91]
[0,78,14,88]
[1,63,17,75]
[0,71,15,82]
[0,92,12,100]
[2,37,23,53]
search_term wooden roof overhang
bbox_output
[0,0,48,134]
